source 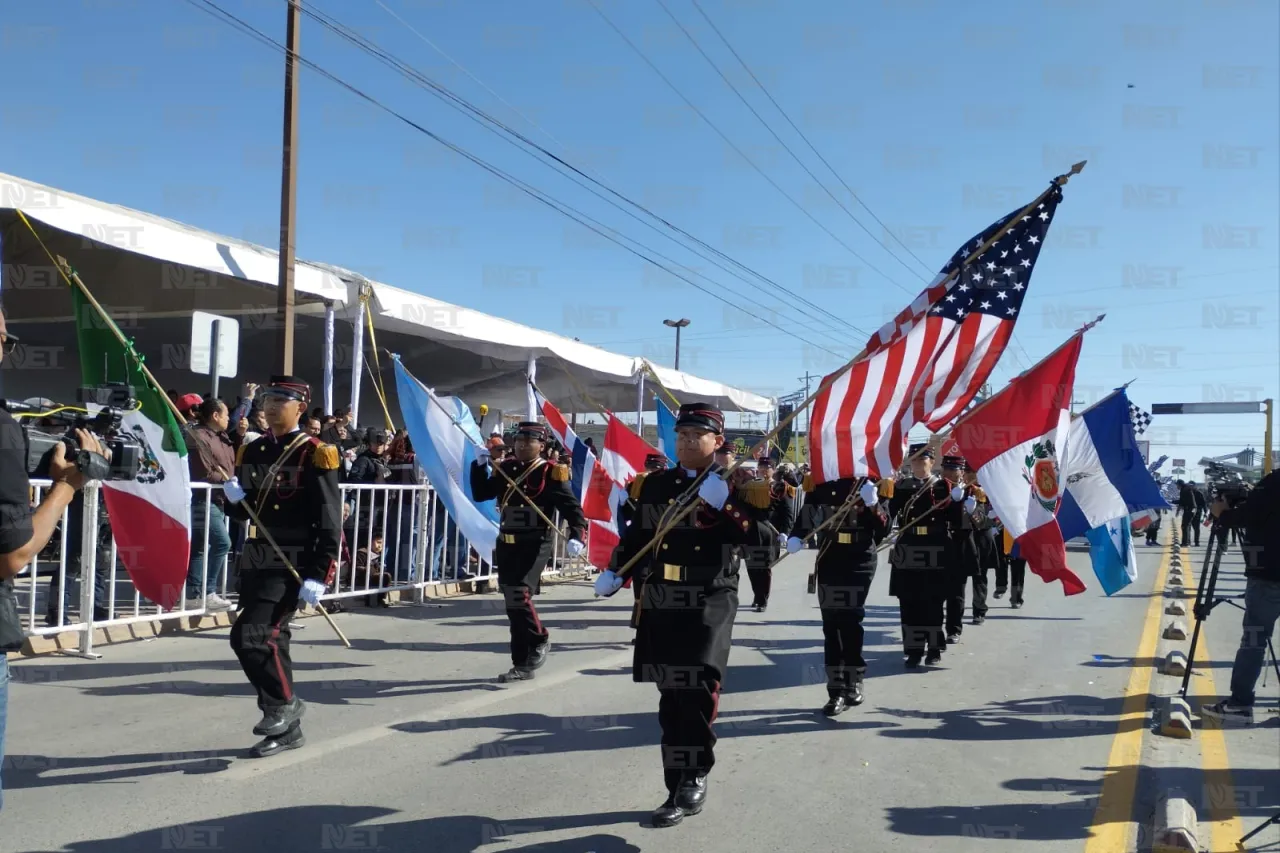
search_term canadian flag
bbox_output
[952,331,1091,596]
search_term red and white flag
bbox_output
[809,183,1066,483]
[590,414,660,570]
[952,330,1091,596]
[535,390,613,523]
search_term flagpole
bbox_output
[607,162,1090,581]
[12,214,354,645]
[404,360,571,542]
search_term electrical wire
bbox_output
[307,1,872,347]
[178,0,856,358]
[653,0,923,291]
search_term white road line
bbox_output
[218,649,636,780]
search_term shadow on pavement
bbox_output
[884,800,1091,842]
[25,805,651,853]
[873,694,1141,742]
[75,676,506,706]
[5,749,241,790]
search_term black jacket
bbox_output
[1222,471,1278,582]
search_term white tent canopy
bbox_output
[0,172,773,415]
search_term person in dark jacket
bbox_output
[1177,480,1198,546]
[740,456,796,612]
[1200,473,1279,727]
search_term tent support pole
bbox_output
[322,301,335,416]
[635,371,645,436]
[350,295,366,426]
[526,354,538,420]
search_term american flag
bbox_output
[809,183,1064,483]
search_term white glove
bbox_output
[964,496,977,513]
[859,481,879,506]
[475,449,491,467]
[299,579,326,607]
[565,538,585,558]
[776,533,789,548]
[593,569,624,597]
[950,485,966,502]
[223,477,245,504]
[987,507,999,520]
[786,536,804,554]
[697,475,730,510]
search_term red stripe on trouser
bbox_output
[526,589,545,635]
[266,621,292,702]
[709,679,721,724]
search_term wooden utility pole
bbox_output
[275,0,301,375]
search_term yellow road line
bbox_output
[1177,545,1244,853]
[1083,536,1171,853]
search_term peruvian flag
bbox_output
[535,390,613,522]
[590,414,660,571]
[952,330,1092,596]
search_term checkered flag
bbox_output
[1129,403,1152,435]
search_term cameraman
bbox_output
[0,354,107,809]
[1200,470,1279,726]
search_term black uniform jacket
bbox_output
[610,464,763,684]
[794,476,891,574]
[228,429,344,583]
[886,474,961,598]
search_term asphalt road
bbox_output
[1,535,1273,853]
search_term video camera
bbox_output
[1,383,144,482]
[1212,480,1251,510]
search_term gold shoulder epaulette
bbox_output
[742,479,772,509]
[629,471,649,499]
[550,463,571,482]
[972,485,987,502]
[802,473,815,492]
[313,444,340,471]
[784,483,796,498]
[878,478,895,499]
[235,443,247,466]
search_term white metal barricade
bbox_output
[13,480,592,655]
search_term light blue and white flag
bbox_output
[1059,388,1170,542]
[393,357,499,565]
[1085,517,1137,596]
[654,399,678,468]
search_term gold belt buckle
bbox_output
[247,524,257,540]
[501,534,516,544]
[837,532,853,544]
[915,526,929,535]
[662,564,685,582]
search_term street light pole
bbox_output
[663,318,690,371]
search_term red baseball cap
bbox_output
[175,393,203,412]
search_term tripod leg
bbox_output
[1179,524,1228,699]
[1237,811,1280,846]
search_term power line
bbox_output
[178,0,854,358]
[584,0,918,295]
[687,0,937,279]
[652,0,922,293]
[302,1,871,348]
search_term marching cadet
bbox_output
[888,444,963,668]
[470,422,587,683]
[788,474,892,715]
[741,456,796,612]
[221,376,343,758]
[591,403,764,828]
[965,464,1000,624]
[941,455,983,641]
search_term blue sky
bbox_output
[2,0,1277,477]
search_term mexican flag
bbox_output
[74,287,191,609]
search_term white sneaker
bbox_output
[1200,700,1254,727]
[183,597,204,611]
[205,594,233,613]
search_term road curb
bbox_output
[1162,619,1188,641]
[1160,649,1187,677]
[1157,696,1193,739]
[1151,790,1199,852]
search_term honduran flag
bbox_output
[952,329,1092,596]
[534,389,614,523]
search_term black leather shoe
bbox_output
[249,725,305,758]
[528,640,551,671]
[846,682,865,706]
[823,694,850,717]
[972,615,986,625]
[253,697,305,737]
[1011,598,1023,609]
[946,632,961,645]
[498,667,534,683]
[904,654,923,669]
[652,796,685,828]
[925,650,943,666]
[993,587,1007,599]
[674,774,708,814]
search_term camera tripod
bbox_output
[1175,518,1280,851]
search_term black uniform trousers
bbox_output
[818,566,875,694]
[496,536,553,668]
[945,580,967,636]
[744,543,777,606]
[899,593,946,657]
[995,557,1027,606]
[230,569,300,709]
[1181,510,1202,546]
